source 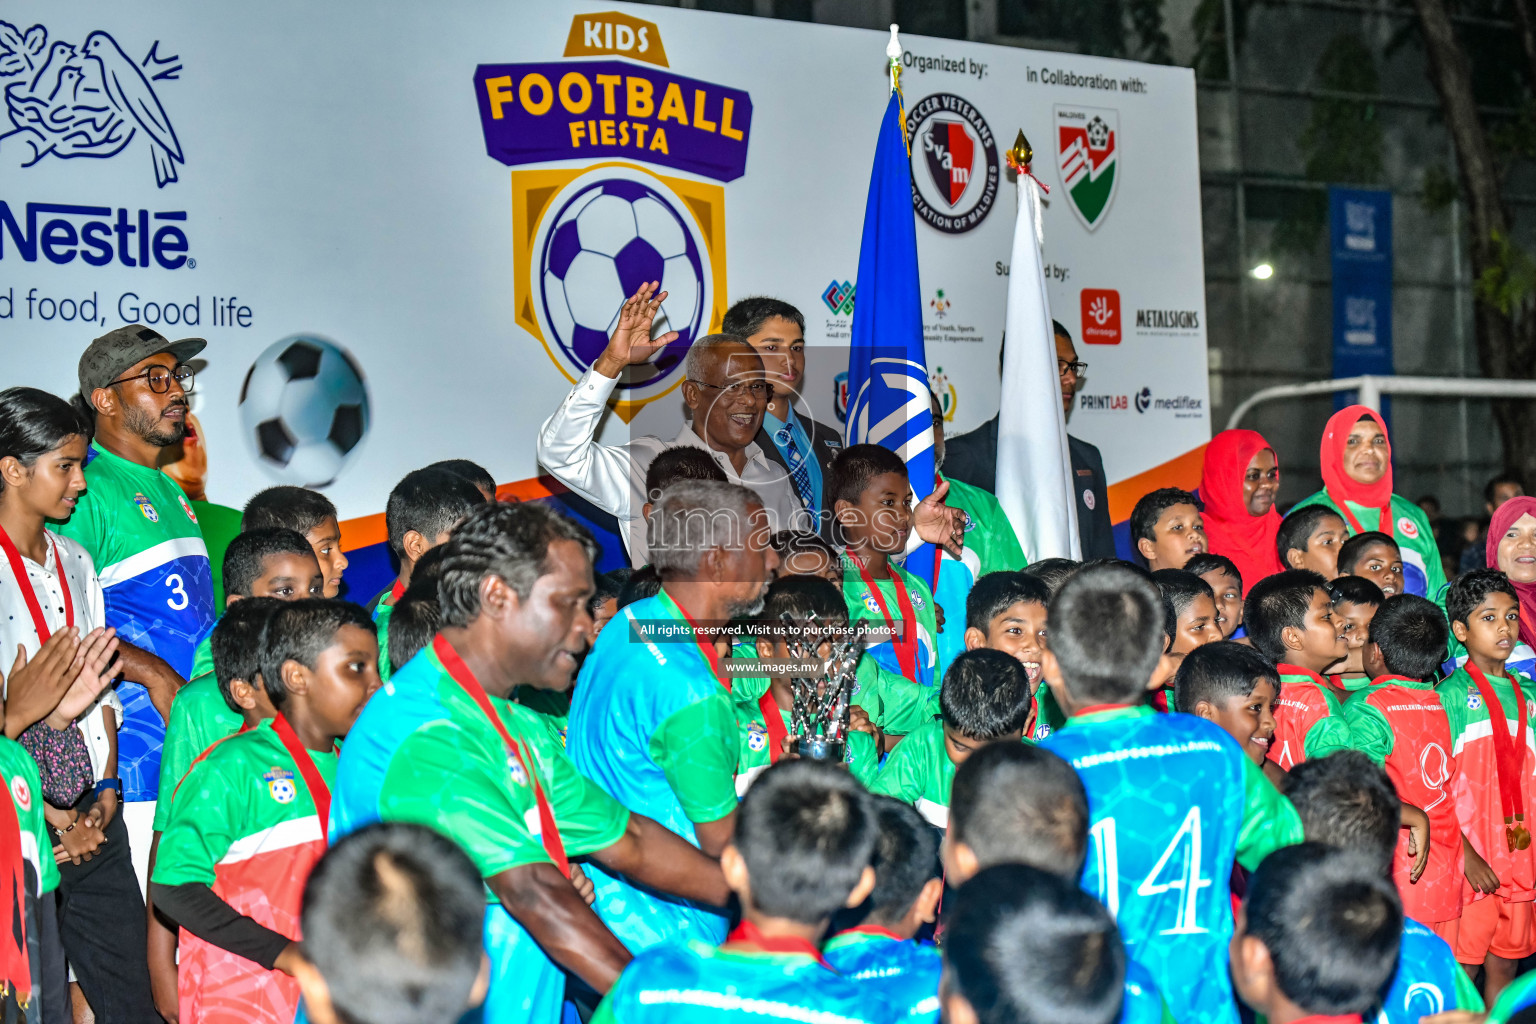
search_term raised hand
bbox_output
[593,282,680,378]
[48,627,120,729]
[912,478,966,559]
[2,630,81,739]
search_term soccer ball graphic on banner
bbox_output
[538,174,707,390]
[238,335,370,487]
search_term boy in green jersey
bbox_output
[831,445,941,733]
[1277,505,1349,579]
[187,528,325,681]
[963,571,1050,737]
[942,742,1177,1024]
[1326,575,1384,687]
[152,599,382,1024]
[734,576,879,791]
[592,760,893,1024]
[1338,531,1405,599]
[242,487,349,599]
[1131,488,1208,571]
[1231,844,1402,1024]
[944,864,1128,1024]
[825,798,944,1023]
[373,468,485,679]
[870,649,1031,829]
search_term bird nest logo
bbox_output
[512,162,726,421]
[0,22,184,186]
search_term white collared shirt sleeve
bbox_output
[536,367,644,520]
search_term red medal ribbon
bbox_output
[433,635,570,877]
[272,714,332,840]
[840,924,904,942]
[670,593,785,762]
[725,920,832,969]
[0,766,29,1003]
[1278,663,1330,689]
[849,555,918,681]
[1466,661,1529,834]
[173,722,254,801]
[388,577,407,604]
[0,524,73,643]
[1073,703,1139,718]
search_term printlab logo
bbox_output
[1055,105,1118,231]
[822,279,855,316]
[1079,288,1121,345]
[929,288,951,319]
[906,93,999,234]
[0,22,185,187]
[1077,393,1127,412]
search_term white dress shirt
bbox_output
[0,530,122,778]
[537,367,812,565]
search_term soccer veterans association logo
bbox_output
[1056,105,1120,231]
[474,16,745,422]
[906,93,999,234]
[264,767,297,805]
[133,492,159,523]
[746,722,768,753]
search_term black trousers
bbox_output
[52,800,159,1023]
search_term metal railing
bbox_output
[1225,375,1536,430]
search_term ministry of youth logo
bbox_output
[907,93,998,235]
[534,166,710,402]
[0,22,185,186]
[1056,105,1119,231]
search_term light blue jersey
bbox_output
[1372,918,1483,1023]
[567,591,738,950]
[823,929,940,1023]
[1043,706,1302,1024]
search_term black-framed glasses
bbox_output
[1058,359,1088,379]
[106,364,194,394]
[687,378,774,400]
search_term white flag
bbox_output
[995,172,1081,560]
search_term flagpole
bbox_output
[887,25,901,94]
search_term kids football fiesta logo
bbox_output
[473,13,745,421]
[1055,105,1119,231]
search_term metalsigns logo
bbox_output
[822,279,854,315]
[0,22,185,187]
[906,93,998,234]
[1056,105,1118,231]
[476,17,745,421]
[1079,288,1120,345]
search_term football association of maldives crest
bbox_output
[1055,105,1119,231]
[906,93,999,235]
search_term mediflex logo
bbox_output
[0,201,190,268]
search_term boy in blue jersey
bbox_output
[567,479,776,952]
[1284,751,1484,1023]
[1040,562,1303,1024]
[942,864,1127,1024]
[824,798,944,1023]
[1231,843,1402,1024]
[943,742,1176,1024]
[591,759,893,1024]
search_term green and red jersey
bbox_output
[733,693,878,793]
[869,720,960,828]
[152,719,334,1024]
[1292,489,1447,603]
[0,739,55,1019]
[1437,665,1536,904]
[1342,675,1464,923]
[1269,665,1353,771]
[154,673,244,832]
[842,557,939,691]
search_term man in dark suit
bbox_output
[942,321,1116,559]
[722,298,841,529]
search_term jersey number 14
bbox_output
[1089,806,1212,935]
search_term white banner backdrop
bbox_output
[0,1,1209,565]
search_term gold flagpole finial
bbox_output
[1006,130,1033,173]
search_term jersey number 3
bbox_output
[165,573,189,611]
[1089,806,1213,935]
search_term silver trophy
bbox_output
[781,612,865,762]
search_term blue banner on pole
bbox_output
[1329,187,1393,419]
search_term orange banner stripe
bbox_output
[338,474,568,552]
[1106,444,1209,525]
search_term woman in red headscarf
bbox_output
[1198,429,1282,593]
[1484,495,1536,677]
[1291,405,1446,600]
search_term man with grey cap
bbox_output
[55,324,217,879]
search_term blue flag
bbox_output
[844,90,937,591]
